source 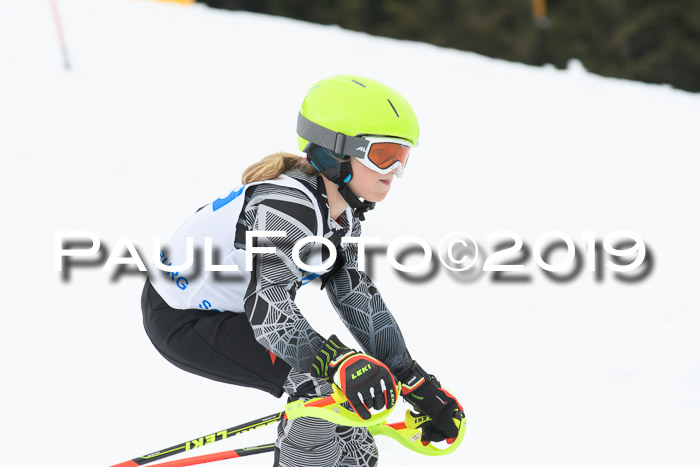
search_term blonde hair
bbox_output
[242,152,319,184]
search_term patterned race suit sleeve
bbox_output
[242,184,325,374]
[324,218,413,374]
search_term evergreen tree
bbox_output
[195,0,700,92]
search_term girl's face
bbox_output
[347,157,397,203]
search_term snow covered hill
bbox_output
[2,0,699,466]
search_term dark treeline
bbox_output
[197,0,700,93]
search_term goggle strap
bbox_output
[297,113,369,159]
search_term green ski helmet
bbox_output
[296,74,419,218]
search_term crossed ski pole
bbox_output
[110,412,284,466]
[110,384,466,467]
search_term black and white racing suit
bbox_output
[142,168,412,466]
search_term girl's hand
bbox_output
[312,335,398,420]
[396,361,465,444]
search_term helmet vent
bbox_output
[387,99,399,118]
[352,79,367,87]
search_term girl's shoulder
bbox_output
[244,169,320,207]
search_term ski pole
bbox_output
[110,387,348,467]
[143,443,275,467]
[136,408,465,467]
[112,386,465,467]
[110,412,283,467]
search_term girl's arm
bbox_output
[323,219,413,373]
[242,185,325,373]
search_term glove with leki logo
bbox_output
[396,360,465,445]
[311,334,397,420]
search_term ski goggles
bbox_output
[355,136,412,177]
[296,113,413,177]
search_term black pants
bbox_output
[141,279,292,397]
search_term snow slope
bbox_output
[1,1,699,466]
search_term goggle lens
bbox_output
[367,142,411,170]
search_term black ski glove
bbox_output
[311,334,398,420]
[396,361,465,445]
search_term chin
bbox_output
[365,191,389,203]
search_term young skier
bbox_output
[141,74,464,466]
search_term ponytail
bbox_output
[241,152,318,184]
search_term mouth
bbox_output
[379,178,392,186]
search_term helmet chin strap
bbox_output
[337,179,375,222]
[334,158,375,221]
[308,145,375,221]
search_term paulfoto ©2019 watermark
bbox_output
[54,230,652,285]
